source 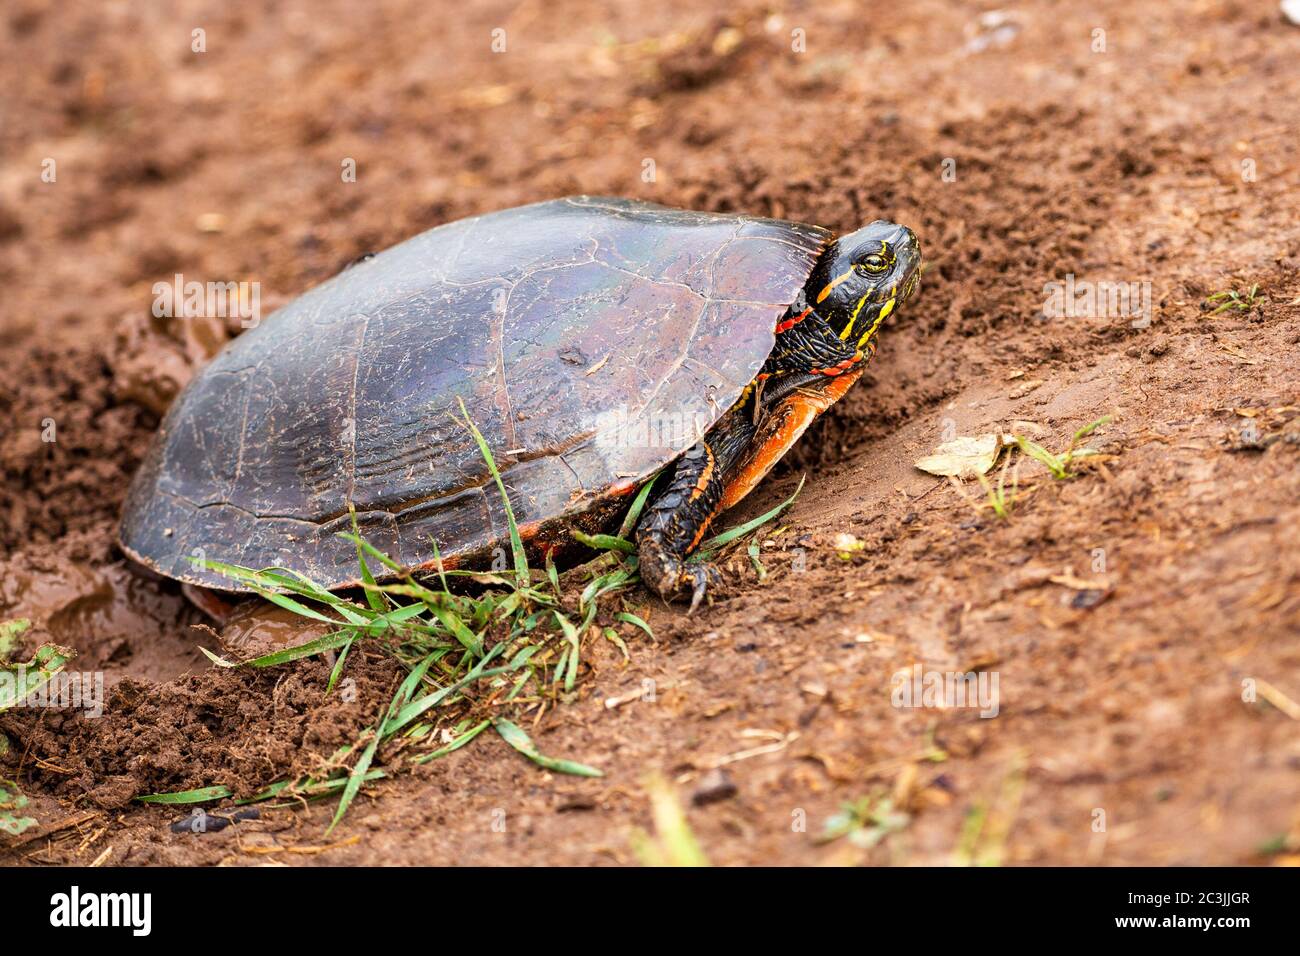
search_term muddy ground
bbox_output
[2,0,1298,866]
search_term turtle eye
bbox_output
[857,253,891,276]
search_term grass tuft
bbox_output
[1013,415,1111,481]
[976,454,1018,519]
[154,413,804,827]
[1205,283,1264,316]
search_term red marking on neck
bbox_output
[810,356,860,376]
[775,307,813,334]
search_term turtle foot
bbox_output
[638,545,722,613]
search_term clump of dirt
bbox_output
[0,560,196,679]
[1,652,403,810]
[0,346,152,553]
[646,16,750,93]
[111,312,233,417]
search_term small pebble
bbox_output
[691,768,738,806]
[195,212,226,233]
[171,811,228,834]
[169,806,260,834]
[1070,588,1107,609]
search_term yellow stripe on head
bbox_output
[816,268,857,304]
[840,293,869,340]
[856,296,895,349]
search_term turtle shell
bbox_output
[119,197,831,590]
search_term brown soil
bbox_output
[2,0,1299,866]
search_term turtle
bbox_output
[119,196,922,610]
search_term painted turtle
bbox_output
[120,197,922,608]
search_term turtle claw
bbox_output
[684,564,722,614]
[639,550,720,611]
[636,527,723,610]
[688,572,709,615]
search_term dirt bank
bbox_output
[2,0,1298,865]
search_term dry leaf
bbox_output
[1009,379,1044,399]
[832,532,865,557]
[1049,573,1109,591]
[915,434,1006,479]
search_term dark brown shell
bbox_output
[119,197,830,590]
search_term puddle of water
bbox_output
[0,559,203,684]
[218,603,333,662]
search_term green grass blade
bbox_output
[615,612,654,639]
[698,475,806,552]
[491,718,603,777]
[239,770,388,806]
[202,629,357,670]
[1,643,74,710]
[573,530,635,554]
[553,611,580,691]
[428,604,484,657]
[198,646,237,668]
[327,706,388,835]
[580,568,627,608]
[634,773,710,866]
[457,396,529,588]
[247,586,351,625]
[200,561,374,626]
[1071,415,1111,443]
[335,531,408,577]
[246,630,359,668]
[412,719,492,764]
[552,645,570,686]
[429,537,451,593]
[1013,436,1064,477]
[544,550,560,594]
[228,566,361,609]
[349,507,387,613]
[375,602,430,626]
[327,634,356,694]
[137,785,233,805]
[384,645,509,736]
[603,627,630,662]
[618,472,660,538]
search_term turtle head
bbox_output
[803,220,922,350]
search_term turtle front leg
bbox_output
[636,412,756,612]
[636,310,873,611]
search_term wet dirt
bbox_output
[2,0,1298,865]
[217,603,334,662]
